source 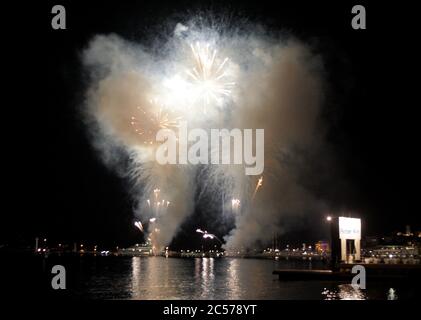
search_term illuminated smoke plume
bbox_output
[82,17,327,251]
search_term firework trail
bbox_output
[134,221,144,232]
[252,176,263,200]
[196,228,222,243]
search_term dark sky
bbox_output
[3,1,420,249]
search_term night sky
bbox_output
[3,1,420,249]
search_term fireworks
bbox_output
[154,188,160,200]
[130,42,234,145]
[134,221,144,232]
[232,198,241,212]
[186,42,235,109]
[130,100,181,145]
[196,229,222,244]
[196,228,222,243]
[139,188,173,254]
[84,22,328,254]
[252,176,263,200]
[146,188,171,217]
[145,189,171,218]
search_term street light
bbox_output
[325,215,340,271]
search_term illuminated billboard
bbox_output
[338,217,361,240]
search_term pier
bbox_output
[273,263,421,281]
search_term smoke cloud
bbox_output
[81,18,327,251]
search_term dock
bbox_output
[273,263,421,281]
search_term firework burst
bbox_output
[186,42,235,110]
[130,100,182,145]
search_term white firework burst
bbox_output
[186,42,235,110]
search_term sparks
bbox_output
[232,198,241,211]
[252,176,263,200]
[186,42,235,110]
[196,228,223,243]
[153,188,160,200]
[134,221,144,232]
[130,100,182,145]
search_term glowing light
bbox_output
[252,176,263,200]
[130,100,181,145]
[326,216,332,222]
[231,198,240,211]
[134,221,144,232]
[196,228,222,243]
[153,188,160,200]
[141,187,172,254]
[187,42,235,110]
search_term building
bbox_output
[118,242,153,256]
[362,245,420,264]
[315,241,330,254]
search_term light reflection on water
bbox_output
[199,257,215,298]
[227,258,241,299]
[78,256,406,300]
[321,284,367,300]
